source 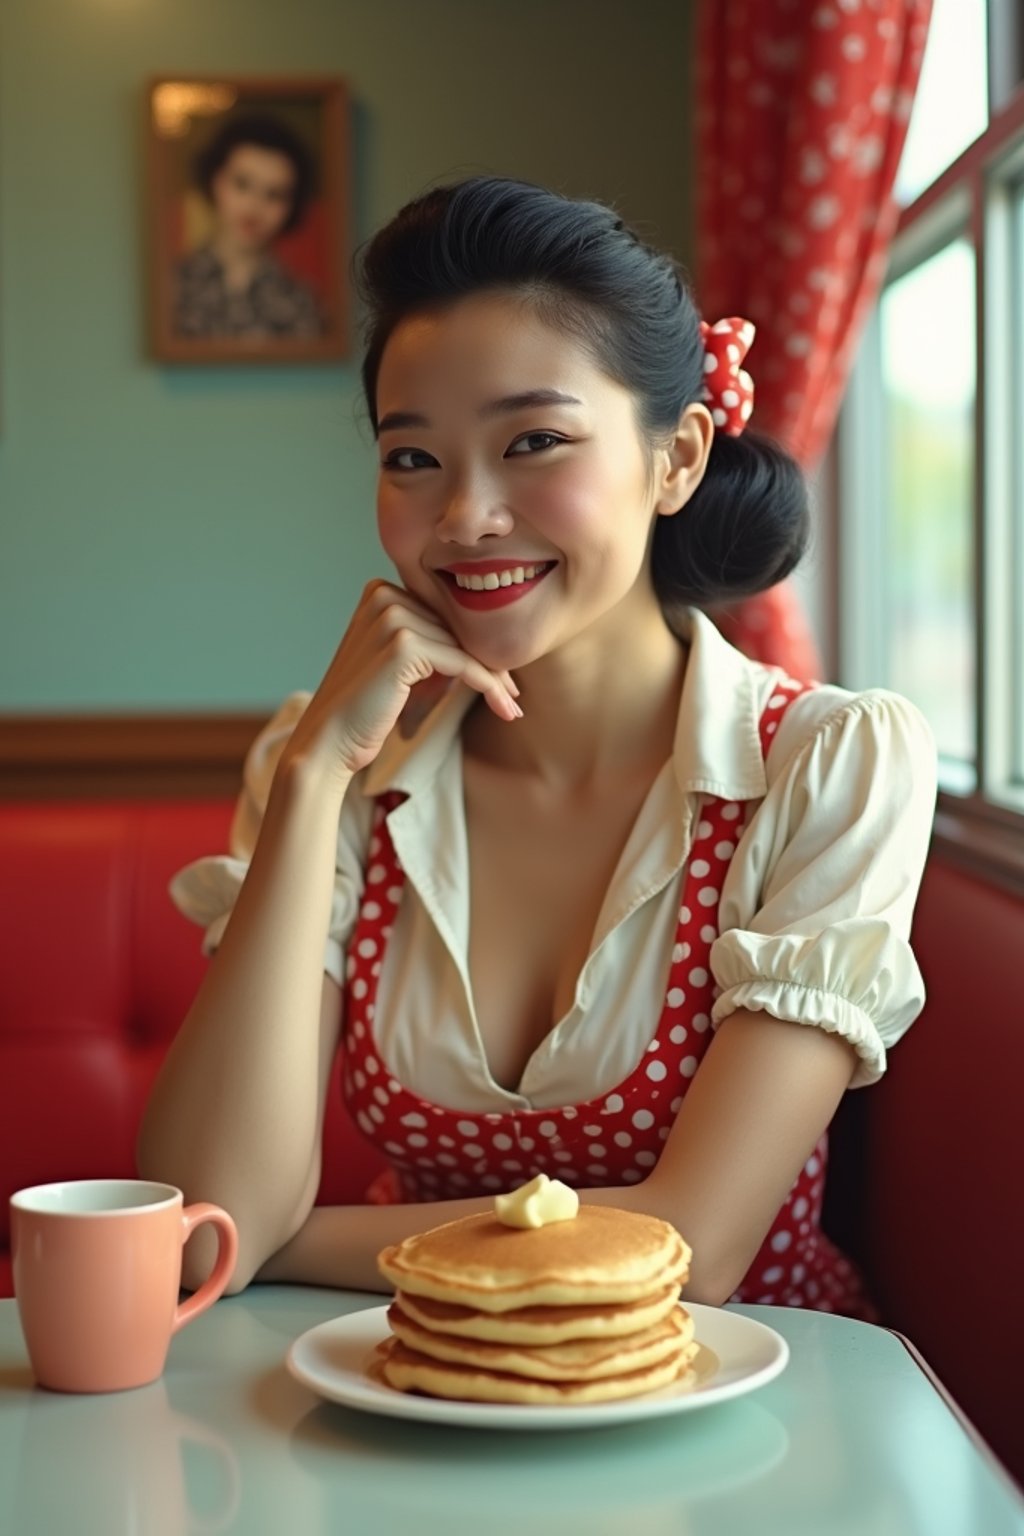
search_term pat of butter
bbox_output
[494,1174,579,1229]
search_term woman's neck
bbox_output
[462,601,688,795]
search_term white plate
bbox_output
[286,1302,788,1431]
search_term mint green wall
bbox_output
[0,0,694,711]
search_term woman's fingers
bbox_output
[383,625,522,722]
[367,580,521,700]
[399,658,521,741]
[370,594,522,717]
[283,580,523,782]
[398,674,455,739]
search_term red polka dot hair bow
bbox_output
[699,317,756,436]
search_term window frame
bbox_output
[838,43,1024,899]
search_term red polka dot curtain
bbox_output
[695,0,933,678]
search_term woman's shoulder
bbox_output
[755,669,936,786]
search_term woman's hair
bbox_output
[193,114,315,235]
[357,176,809,611]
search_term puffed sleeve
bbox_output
[710,690,937,1087]
[168,692,372,985]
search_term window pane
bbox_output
[880,241,976,770]
[896,0,988,205]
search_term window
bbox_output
[894,0,989,207]
[880,241,976,780]
[840,0,1024,887]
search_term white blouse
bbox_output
[170,609,937,1105]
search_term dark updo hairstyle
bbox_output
[358,177,809,613]
[194,113,315,236]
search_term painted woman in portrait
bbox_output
[173,113,325,341]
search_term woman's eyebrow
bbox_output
[377,389,584,434]
[378,411,431,433]
[480,388,584,420]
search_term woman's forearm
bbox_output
[252,1012,858,1305]
[254,1183,733,1304]
[255,1197,494,1292]
[137,756,351,1284]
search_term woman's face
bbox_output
[375,292,695,675]
[210,145,296,251]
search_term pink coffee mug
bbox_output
[11,1178,238,1393]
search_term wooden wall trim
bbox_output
[0,714,269,799]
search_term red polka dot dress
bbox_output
[341,677,875,1319]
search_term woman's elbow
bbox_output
[637,1187,745,1306]
[219,1267,255,1299]
[681,1267,739,1308]
[181,1234,258,1297]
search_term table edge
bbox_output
[886,1328,1024,1507]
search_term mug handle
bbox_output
[172,1203,239,1335]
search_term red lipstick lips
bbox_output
[439,560,555,611]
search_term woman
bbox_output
[173,113,324,340]
[140,177,935,1313]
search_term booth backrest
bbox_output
[858,858,1023,1488]
[0,800,387,1292]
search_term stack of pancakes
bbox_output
[376,1204,697,1404]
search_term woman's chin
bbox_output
[460,636,545,676]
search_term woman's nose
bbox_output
[435,486,514,543]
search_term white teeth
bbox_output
[453,563,548,591]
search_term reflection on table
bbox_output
[0,1286,1021,1536]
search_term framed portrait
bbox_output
[146,76,349,363]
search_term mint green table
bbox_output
[0,1286,1021,1536]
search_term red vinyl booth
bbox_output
[0,799,1020,1483]
[0,800,388,1300]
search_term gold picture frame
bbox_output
[146,76,349,363]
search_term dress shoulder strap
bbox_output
[756,674,817,761]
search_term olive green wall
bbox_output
[0,0,695,711]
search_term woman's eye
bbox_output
[506,431,565,457]
[381,448,436,471]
